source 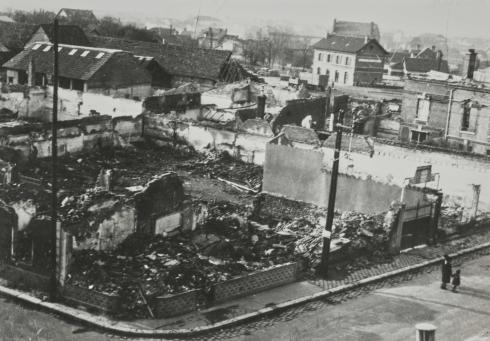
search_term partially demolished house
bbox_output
[3,42,152,97]
[89,35,252,88]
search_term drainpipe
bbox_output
[444,88,455,141]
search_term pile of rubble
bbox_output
[67,202,297,317]
[178,151,263,191]
[274,211,389,268]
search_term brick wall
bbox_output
[151,289,202,318]
[62,284,120,313]
[213,262,304,303]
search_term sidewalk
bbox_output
[0,228,489,338]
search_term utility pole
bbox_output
[50,17,59,301]
[320,94,348,277]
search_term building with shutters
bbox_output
[311,34,387,86]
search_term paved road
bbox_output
[1,254,489,341]
[229,254,490,341]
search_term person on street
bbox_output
[452,269,461,292]
[441,254,452,290]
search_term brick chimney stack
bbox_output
[463,49,478,79]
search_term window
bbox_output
[344,72,348,84]
[81,50,90,57]
[486,149,490,156]
[317,67,321,75]
[69,49,78,55]
[327,54,331,62]
[411,131,427,143]
[8,77,13,84]
[334,70,339,82]
[318,53,322,61]
[72,79,84,91]
[95,52,105,59]
[32,44,41,50]
[43,45,51,52]
[416,98,430,122]
[59,77,70,89]
[336,55,340,64]
[461,101,471,131]
[345,57,350,66]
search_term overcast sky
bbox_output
[2,0,489,38]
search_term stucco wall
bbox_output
[262,142,425,214]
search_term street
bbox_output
[230,253,490,341]
[0,253,489,340]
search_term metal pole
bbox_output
[320,108,344,277]
[50,18,59,301]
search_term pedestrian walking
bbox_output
[441,254,452,290]
[451,269,461,292]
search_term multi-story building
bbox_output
[311,34,387,86]
[400,76,490,155]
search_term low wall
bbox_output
[151,289,201,318]
[213,262,303,303]
[62,284,120,313]
[0,264,50,292]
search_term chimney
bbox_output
[364,36,368,44]
[257,87,266,119]
[27,57,35,87]
[463,49,478,79]
[436,50,443,71]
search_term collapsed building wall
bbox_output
[262,141,426,214]
[1,87,143,122]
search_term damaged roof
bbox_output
[88,34,233,81]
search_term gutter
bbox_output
[444,88,455,140]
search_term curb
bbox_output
[1,241,490,338]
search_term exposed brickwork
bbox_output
[152,289,202,318]
[61,284,120,313]
[213,262,303,303]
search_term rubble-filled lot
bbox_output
[67,202,298,317]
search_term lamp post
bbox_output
[49,17,59,301]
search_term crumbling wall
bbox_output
[322,134,490,212]
[134,173,185,234]
[263,142,427,214]
[272,97,327,134]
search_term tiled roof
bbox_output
[37,24,91,46]
[404,58,449,73]
[312,34,384,54]
[0,22,37,50]
[89,35,232,81]
[3,43,117,80]
[332,20,380,40]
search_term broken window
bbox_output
[416,98,430,122]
